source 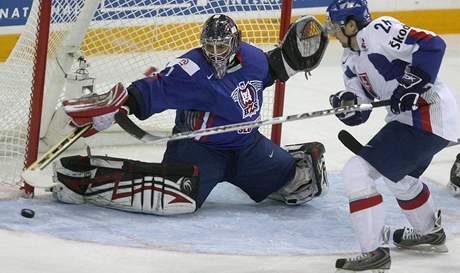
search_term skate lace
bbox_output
[402,227,422,241]
[348,253,369,262]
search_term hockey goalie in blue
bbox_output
[130,40,271,149]
[51,14,329,217]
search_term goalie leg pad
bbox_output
[269,142,328,205]
[52,155,199,215]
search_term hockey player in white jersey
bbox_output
[325,0,458,272]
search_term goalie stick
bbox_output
[338,129,460,155]
[115,100,391,144]
[21,124,91,191]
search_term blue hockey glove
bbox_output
[390,66,432,114]
[329,91,370,126]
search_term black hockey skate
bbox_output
[449,153,460,195]
[335,247,391,272]
[393,210,448,253]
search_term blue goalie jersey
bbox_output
[129,42,275,149]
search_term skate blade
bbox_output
[397,243,448,253]
[335,269,389,273]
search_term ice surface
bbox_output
[0,174,459,256]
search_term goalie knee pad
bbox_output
[269,142,328,205]
[52,155,199,215]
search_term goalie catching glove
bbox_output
[52,155,200,215]
[267,15,329,81]
[63,83,129,137]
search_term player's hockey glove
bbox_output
[390,66,432,114]
[63,83,129,137]
[329,91,370,126]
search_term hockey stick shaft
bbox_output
[338,129,460,155]
[21,125,91,191]
[115,100,391,144]
[26,124,91,171]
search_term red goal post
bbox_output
[0,0,293,196]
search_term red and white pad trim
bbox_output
[63,83,128,116]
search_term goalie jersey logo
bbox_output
[231,80,262,119]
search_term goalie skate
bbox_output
[449,153,460,196]
[335,247,391,273]
[393,210,448,253]
[449,182,460,196]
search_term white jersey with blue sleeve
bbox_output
[342,16,457,142]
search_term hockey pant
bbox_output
[52,155,199,215]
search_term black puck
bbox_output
[20,208,35,218]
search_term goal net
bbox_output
[0,0,291,196]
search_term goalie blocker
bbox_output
[52,155,199,215]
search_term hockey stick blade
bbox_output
[338,130,363,154]
[115,100,391,144]
[338,129,460,155]
[21,170,55,190]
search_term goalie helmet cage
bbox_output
[0,0,293,197]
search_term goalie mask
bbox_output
[200,14,241,79]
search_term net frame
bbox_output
[0,0,293,196]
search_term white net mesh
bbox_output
[0,0,286,190]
